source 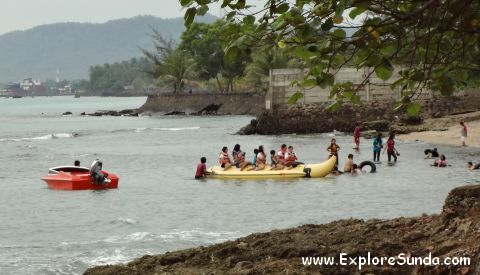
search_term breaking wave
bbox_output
[0,133,78,142]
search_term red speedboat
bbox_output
[41,164,119,190]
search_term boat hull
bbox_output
[41,170,119,190]
[207,156,336,179]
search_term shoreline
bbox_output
[84,184,480,274]
[397,112,480,148]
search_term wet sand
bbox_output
[397,114,480,148]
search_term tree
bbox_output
[179,20,250,93]
[180,0,480,114]
[142,29,195,93]
[245,47,290,85]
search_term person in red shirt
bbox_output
[195,157,209,179]
[354,123,361,150]
[383,133,399,162]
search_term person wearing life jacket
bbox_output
[255,145,267,171]
[270,149,284,170]
[218,146,232,170]
[277,144,288,165]
[285,145,303,168]
[232,144,253,171]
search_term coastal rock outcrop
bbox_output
[84,184,480,275]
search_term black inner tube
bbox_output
[359,160,377,173]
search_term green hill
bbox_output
[0,15,216,82]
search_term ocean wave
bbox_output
[135,126,200,132]
[110,217,139,225]
[104,232,155,243]
[85,248,130,266]
[0,133,78,142]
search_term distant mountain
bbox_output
[0,15,216,82]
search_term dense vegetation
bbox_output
[85,58,154,93]
[142,20,293,93]
[180,0,480,114]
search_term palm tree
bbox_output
[141,29,195,93]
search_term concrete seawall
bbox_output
[139,92,266,115]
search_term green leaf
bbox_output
[380,44,396,57]
[332,28,346,38]
[321,18,334,31]
[184,7,197,27]
[303,78,317,87]
[243,15,255,25]
[271,17,286,31]
[197,5,209,16]
[349,7,365,19]
[221,0,232,8]
[335,0,346,16]
[327,100,342,111]
[235,0,246,9]
[226,11,237,21]
[276,3,290,14]
[288,91,304,104]
[224,46,240,63]
[375,58,394,81]
[180,0,194,7]
[406,102,421,117]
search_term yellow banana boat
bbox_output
[207,156,336,179]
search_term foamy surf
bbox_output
[0,133,78,142]
[134,126,200,132]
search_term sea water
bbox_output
[0,96,479,274]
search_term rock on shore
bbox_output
[84,184,480,275]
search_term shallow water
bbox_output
[0,96,479,274]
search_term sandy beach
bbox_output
[397,112,480,148]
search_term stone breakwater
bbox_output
[84,184,480,275]
[139,92,265,116]
[238,93,480,135]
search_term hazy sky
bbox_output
[0,0,223,34]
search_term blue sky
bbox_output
[0,0,223,34]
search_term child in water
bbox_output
[327,138,340,165]
[195,157,209,179]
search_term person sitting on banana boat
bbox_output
[255,145,267,171]
[277,144,288,164]
[270,150,285,170]
[219,146,232,170]
[232,144,254,171]
[285,145,304,168]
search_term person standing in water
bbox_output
[372,133,383,162]
[195,157,209,179]
[327,138,340,165]
[354,123,361,150]
[460,121,468,147]
[383,133,399,162]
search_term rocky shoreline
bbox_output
[237,103,480,136]
[85,184,480,275]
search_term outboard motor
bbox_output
[90,159,109,184]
